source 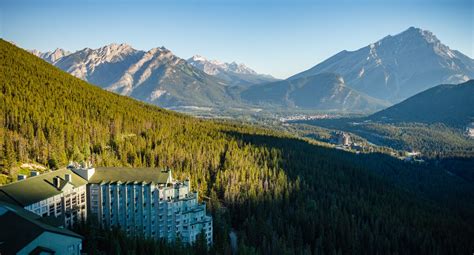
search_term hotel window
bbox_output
[49,204,55,214]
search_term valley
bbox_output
[1,2,474,251]
[2,39,474,253]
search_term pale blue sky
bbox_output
[1,0,472,78]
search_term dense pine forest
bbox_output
[1,39,474,254]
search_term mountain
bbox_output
[1,39,474,254]
[290,27,474,102]
[369,79,474,127]
[187,55,277,87]
[241,73,389,112]
[33,43,233,108]
[30,48,71,63]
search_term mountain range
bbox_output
[30,27,474,113]
[30,44,276,108]
[187,55,277,87]
[32,44,236,107]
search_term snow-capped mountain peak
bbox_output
[186,54,276,86]
[187,55,257,75]
[289,27,474,102]
[189,54,208,62]
[227,62,257,75]
[30,48,71,63]
[88,43,137,63]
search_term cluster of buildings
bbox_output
[400,151,425,163]
[330,131,353,147]
[0,163,212,254]
[278,114,333,122]
[330,131,367,153]
[465,123,474,138]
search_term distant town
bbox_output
[279,114,336,122]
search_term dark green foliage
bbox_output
[74,218,204,255]
[434,157,474,182]
[1,40,474,254]
[370,80,474,127]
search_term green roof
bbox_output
[0,168,88,206]
[0,201,82,254]
[89,167,171,184]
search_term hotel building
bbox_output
[0,163,213,246]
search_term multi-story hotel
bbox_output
[0,168,88,228]
[79,166,213,245]
[0,163,213,246]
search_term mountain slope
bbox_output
[1,39,474,254]
[370,80,474,126]
[187,55,277,87]
[291,27,474,102]
[241,73,389,112]
[34,44,234,107]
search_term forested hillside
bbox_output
[370,80,474,127]
[1,39,474,254]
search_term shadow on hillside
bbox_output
[222,130,474,213]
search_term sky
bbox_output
[1,0,472,79]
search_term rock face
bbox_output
[33,44,234,107]
[290,27,474,103]
[187,55,277,87]
[241,73,389,112]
